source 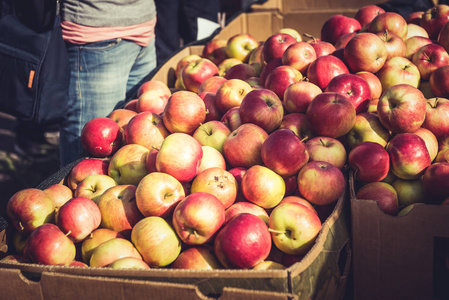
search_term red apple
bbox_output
[224,201,269,225]
[223,123,268,168]
[279,195,317,215]
[335,32,357,49]
[259,57,283,87]
[355,71,383,100]
[386,133,432,180]
[198,92,222,122]
[407,11,425,25]
[214,213,271,269]
[421,162,449,203]
[420,4,449,40]
[414,127,439,162]
[137,80,171,98]
[108,143,149,186]
[321,14,361,45]
[220,106,242,132]
[264,65,303,100]
[123,99,138,112]
[430,65,449,97]
[348,141,390,182]
[344,32,388,73]
[282,41,317,74]
[262,33,297,63]
[412,43,449,80]
[422,97,449,140]
[214,79,253,114]
[6,188,55,233]
[283,80,322,114]
[377,84,427,134]
[181,58,219,93]
[355,5,386,27]
[223,63,257,81]
[239,88,284,133]
[190,167,238,209]
[172,192,225,245]
[74,174,117,203]
[24,223,76,265]
[67,158,109,191]
[218,58,243,77]
[156,132,203,183]
[136,88,171,115]
[279,112,314,141]
[171,246,221,270]
[297,161,345,206]
[438,21,449,53]
[261,128,309,177]
[306,92,356,138]
[355,182,399,216]
[225,33,259,62]
[306,136,347,169]
[80,117,122,158]
[107,108,138,130]
[56,196,102,243]
[97,185,144,238]
[198,76,227,95]
[306,55,349,90]
[43,184,73,211]
[405,35,433,60]
[376,30,407,59]
[124,111,170,150]
[325,73,371,113]
[369,12,408,40]
[308,39,336,58]
[202,39,228,65]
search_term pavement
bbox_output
[0,112,61,217]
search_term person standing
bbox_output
[58,0,158,167]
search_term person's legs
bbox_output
[154,0,180,65]
[59,38,154,167]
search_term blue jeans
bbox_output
[59,38,157,167]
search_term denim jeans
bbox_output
[59,38,156,167]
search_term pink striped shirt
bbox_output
[61,18,157,47]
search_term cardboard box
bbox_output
[0,165,350,300]
[349,172,449,300]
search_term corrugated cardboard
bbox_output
[349,171,449,300]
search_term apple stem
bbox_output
[300,136,309,143]
[302,33,316,43]
[18,221,24,232]
[199,123,212,135]
[268,228,286,234]
[65,230,72,237]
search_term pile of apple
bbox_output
[4,3,449,270]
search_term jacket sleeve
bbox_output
[13,0,57,32]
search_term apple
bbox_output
[306,92,356,138]
[6,188,55,233]
[190,167,238,209]
[241,165,286,209]
[268,202,322,255]
[181,58,219,93]
[366,98,380,113]
[123,99,138,112]
[214,79,252,114]
[377,56,421,92]
[223,63,257,81]
[369,12,408,40]
[262,33,297,63]
[11,230,28,255]
[355,182,399,216]
[239,88,284,133]
[407,11,425,25]
[436,148,449,163]
[171,246,222,270]
[279,195,317,215]
[198,76,227,95]
[421,97,449,140]
[172,192,225,245]
[321,14,361,45]
[430,65,449,97]
[225,33,259,62]
[420,4,449,40]
[107,257,150,269]
[344,32,388,73]
[414,127,439,162]
[202,38,228,66]
[67,158,109,191]
[107,108,138,130]
[412,43,449,80]
[306,55,349,90]
[307,38,336,58]
[355,5,386,27]
[80,117,122,158]
[156,132,203,183]
[247,42,265,75]
[348,141,390,183]
[405,36,433,60]
[261,128,309,177]
[377,84,427,134]
[197,145,227,173]
[56,196,102,243]
[406,23,430,39]
[421,162,449,203]
[220,106,242,132]
[279,112,314,141]
[136,89,171,115]
[89,237,142,267]
[225,201,269,225]
[265,65,303,98]
[81,228,125,264]
[124,111,170,150]
[282,42,317,74]
[345,112,391,149]
[136,79,171,98]
[97,184,144,238]
[259,57,282,87]
[218,58,243,77]
[0,254,29,264]
[43,184,73,210]
[391,178,426,208]
[305,136,347,169]
[131,216,182,267]
[198,92,222,122]
[282,81,322,115]
[324,73,371,113]
[214,213,271,269]
[386,133,432,180]
[24,223,76,265]
[108,144,149,186]
[438,21,449,53]
[335,32,357,49]
[175,54,202,77]
[355,71,383,100]
[278,28,302,42]
[376,30,407,60]
[297,161,345,206]
[223,123,268,168]
[192,120,231,154]
[163,90,206,134]
[74,174,117,203]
